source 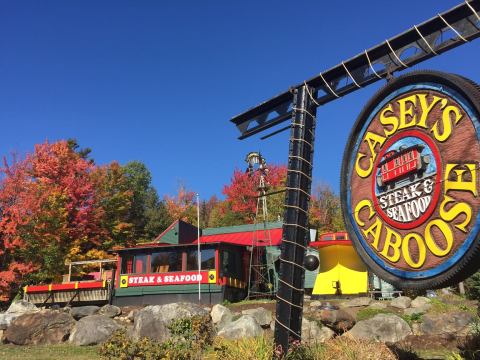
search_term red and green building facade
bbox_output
[112,220,284,305]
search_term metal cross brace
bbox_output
[231,0,480,140]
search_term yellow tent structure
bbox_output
[310,232,368,296]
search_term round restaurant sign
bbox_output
[341,71,480,289]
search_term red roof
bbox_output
[309,239,352,248]
[196,228,283,246]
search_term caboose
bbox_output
[376,144,430,190]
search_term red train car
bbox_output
[376,144,430,190]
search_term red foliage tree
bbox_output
[0,141,103,299]
[221,164,287,223]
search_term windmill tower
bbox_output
[246,152,276,299]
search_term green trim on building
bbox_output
[203,221,282,236]
[158,223,180,244]
[115,284,222,297]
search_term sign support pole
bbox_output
[274,85,317,355]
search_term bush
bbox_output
[214,335,397,360]
[99,314,214,360]
[214,335,275,360]
[98,330,167,360]
[465,271,480,301]
[401,312,424,326]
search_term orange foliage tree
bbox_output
[0,141,104,299]
[308,183,345,233]
[164,184,197,223]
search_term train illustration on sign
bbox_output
[376,144,431,191]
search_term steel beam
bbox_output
[274,85,317,354]
[231,0,480,140]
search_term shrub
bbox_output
[98,329,167,360]
[465,271,480,301]
[401,312,424,326]
[214,335,397,360]
[99,314,214,360]
[214,335,275,360]
[429,298,451,313]
[323,336,397,360]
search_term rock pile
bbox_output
[0,294,477,348]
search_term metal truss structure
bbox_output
[232,1,480,141]
[230,0,480,355]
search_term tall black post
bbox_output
[274,85,317,355]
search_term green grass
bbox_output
[225,298,276,307]
[429,297,478,315]
[401,312,424,326]
[0,344,100,360]
[356,308,393,321]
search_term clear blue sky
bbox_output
[1,1,479,199]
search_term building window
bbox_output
[186,247,216,271]
[201,248,215,270]
[121,255,134,274]
[135,254,147,274]
[121,254,146,274]
[151,250,180,273]
[221,248,242,279]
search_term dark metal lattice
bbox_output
[231,0,480,140]
[229,0,480,355]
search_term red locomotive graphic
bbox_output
[376,144,430,190]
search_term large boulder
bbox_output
[307,308,356,332]
[343,297,372,307]
[4,310,75,345]
[420,312,474,336]
[156,302,208,325]
[348,314,412,343]
[216,315,262,339]
[69,315,122,346]
[368,302,387,310]
[131,302,208,342]
[302,318,335,343]
[127,309,139,322]
[411,296,431,308]
[316,309,337,325]
[0,313,20,330]
[131,305,169,342]
[241,307,272,327]
[6,300,38,314]
[211,304,233,328]
[309,300,323,308]
[98,304,121,318]
[70,306,100,320]
[390,296,412,309]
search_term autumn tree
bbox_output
[208,200,246,227]
[200,195,220,228]
[308,183,345,233]
[143,190,172,239]
[90,162,134,251]
[0,140,176,301]
[164,184,197,224]
[91,160,172,246]
[123,161,170,240]
[0,141,103,299]
[219,164,287,225]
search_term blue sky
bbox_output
[1,0,479,200]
